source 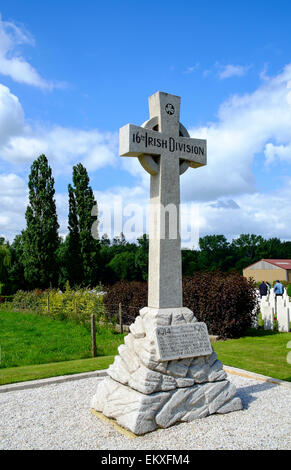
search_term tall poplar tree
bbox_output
[23,154,60,288]
[67,163,99,286]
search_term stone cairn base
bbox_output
[91,307,242,435]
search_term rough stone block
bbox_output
[91,306,242,435]
[216,396,243,414]
[91,376,242,435]
[128,365,177,394]
[166,359,191,378]
[129,316,145,338]
[107,356,130,385]
[118,344,139,374]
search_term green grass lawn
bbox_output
[213,328,291,382]
[0,309,124,369]
[0,356,115,385]
[1,309,291,386]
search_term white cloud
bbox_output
[0,173,27,240]
[198,178,291,241]
[91,176,291,245]
[0,85,119,240]
[182,63,291,202]
[1,126,118,174]
[0,84,118,174]
[217,63,252,79]
[183,63,200,74]
[90,63,291,242]
[264,142,291,164]
[0,14,63,89]
[2,62,291,243]
[117,65,291,204]
[0,84,25,144]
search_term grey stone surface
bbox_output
[2,374,290,450]
[91,306,242,434]
[154,322,212,361]
[120,91,206,309]
[91,376,242,435]
[91,92,241,435]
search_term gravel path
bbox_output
[0,374,290,450]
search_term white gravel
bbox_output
[0,374,290,450]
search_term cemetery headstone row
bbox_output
[260,288,290,332]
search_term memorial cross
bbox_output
[119,91,207,309]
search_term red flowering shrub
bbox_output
[104,272,258,339]
[104,281,147,325]
[183,272,258,339]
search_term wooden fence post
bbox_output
[119,302,123,334]
[91,314,97,357]
[74,295,77,318]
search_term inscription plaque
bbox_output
[154,322,212,361]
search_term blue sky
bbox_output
[0,0,291,245]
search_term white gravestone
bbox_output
[277,302,290,332]
[262,305,274,330]
[91,92,242,435]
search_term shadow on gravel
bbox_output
[236,381,277,409]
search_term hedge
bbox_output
[9,287,109,328]
[103,272,258,339]
[104,281,147,325]
[183,272,257,339]
[0,295,14,303]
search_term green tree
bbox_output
[0,237,11,293]
[100,233,110,247]
[67,163,99,286]
[7,233,25,293]
[198,235,232,271]
[108,251,139,281]
[135,234,149,280]
[231,234,264,259]
[230,234,265,272]
[67,183,83,285]
[55,236,70,289]
[257,237,285,259]
[23,155,59,288]
[112,232,126,246]
[182,248,199,276]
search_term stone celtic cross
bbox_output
[119,91,207,310]
[91,98,242,434]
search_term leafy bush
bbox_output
[12,289,43,311]
[287,284,291,297]
[10,286,108,327]
[103,272,258,338]
[0,295,14,304]
[272,279,289,287]
[104,281,147,325]
[183,272,258,339]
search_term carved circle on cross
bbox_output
[165,103,175,115]
[138,116,190,176]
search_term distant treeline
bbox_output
[0,154,290,294]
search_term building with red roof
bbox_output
[243,259,291,283]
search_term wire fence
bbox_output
[0,292,143,359]
[1,297,139,329]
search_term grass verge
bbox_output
[0,309,124,368]
[0,356,115,386]
[213,328,291,382]
[1,310,291,386]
